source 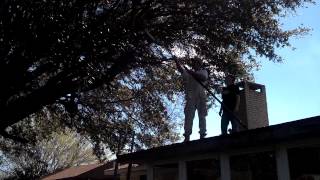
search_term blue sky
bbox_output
[190,2,320,140]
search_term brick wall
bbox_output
[235,81,269,130]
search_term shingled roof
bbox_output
[42,163,114,180]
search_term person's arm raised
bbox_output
[187,69,208,81]
[174,59,184,73]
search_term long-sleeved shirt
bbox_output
[182,69,208,100]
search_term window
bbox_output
[154,163,178,180]
[140,174,147,180]
[230,151,277,180]
[288,146,320,180]
[186,158,220,180]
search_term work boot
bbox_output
[200,134,206,139]
[184,136,190,142]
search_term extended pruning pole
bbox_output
[144,29,248,130]
[182,65,247,130]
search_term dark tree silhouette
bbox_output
[0,0,313,140]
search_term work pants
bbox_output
[184,96,207,137]
[221,111,240,135]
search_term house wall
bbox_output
[143,139,320,180]
[119,171,146,180]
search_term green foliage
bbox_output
[0,0,313,156]
[53,66,182,157]
[0,127,97,179]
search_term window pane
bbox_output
[230,151,277,180]
[154,163,178,180]
[186,158,220,180]
[288,146,320,180]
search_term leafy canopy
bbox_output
[0,0,313,143]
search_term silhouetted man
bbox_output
[219,75,240,135]
[175,58,208,142]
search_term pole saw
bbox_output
[144,29,248,131]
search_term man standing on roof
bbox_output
[219,74,240,135]
[175,58,208,142]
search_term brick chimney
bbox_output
[235,81,269,130]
